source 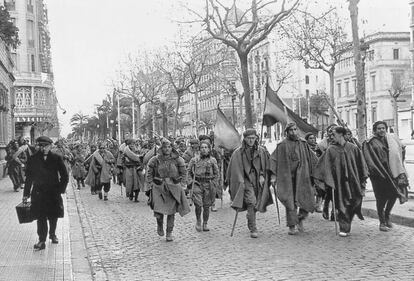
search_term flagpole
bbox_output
[260,81,269,144]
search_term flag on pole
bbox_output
[262,83,318,136]
[214,107,241,151]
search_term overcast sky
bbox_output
[45,0,410,136]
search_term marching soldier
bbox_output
[226,129,272,238]
[270,123,317,235]
[187,140,219,232]
[146,138,190,242]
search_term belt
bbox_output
[195,177,213,183]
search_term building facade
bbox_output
[6,0,59,143]
[0,35,15,178]
[335,32,412,138]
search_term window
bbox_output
[345,80,350,96]
[27,0,34,13]
[372,107,377,122]
[305,75,309,84]
[305,89,310,98]
[371,75,376,91]
[393,49,399,60]
[337,82,342,98]
[353,79,357,94]
[346,110,350,125]
[30,54,35,72]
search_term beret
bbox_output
[284,122,296,132]
[36,136,53,144]
[304,132,315,140]
[198,135,211,142]
[243,128,257,137]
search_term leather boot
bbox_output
[134,191,139,202]
[156,215,164,236]
[166,215,174,242]
[34,241,46,250]
[195,206,202,232]
[203,207,210,231]
[247,206,258,238]
[49,235,59,244]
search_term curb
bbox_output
[361,207,414,228]
[67,180,95,281]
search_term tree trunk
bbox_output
[238,52,253,129]
[393,97,399,136]
[136,104,141,138]
[349,0,367,142]
[328,69,335,124]
[195,91,199,136]
[173,94,181,138]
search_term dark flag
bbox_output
[262,83,318,136]
[214,107,241,151]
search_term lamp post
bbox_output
[360,39,369,135]
[229,82,237,126]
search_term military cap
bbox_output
[304,132,315,140]
[284,122,297,133]
[243,128,257,138]
[36,136,53,144]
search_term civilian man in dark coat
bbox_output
[23,136,69,250]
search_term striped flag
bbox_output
[214,107,241,151]
[263,83,318,136]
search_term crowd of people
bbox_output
[4,120,410,249]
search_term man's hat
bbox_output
[36,136,53,145]
[243,128,257,138]
[198,135,211,142]
[189,139,199,145]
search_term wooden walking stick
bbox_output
[331,187,338,235]
[272,184,281,225]
[230,209,239,237]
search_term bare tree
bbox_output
[348,0,366,141]
[113,53,166,137]
[192,0,299,128]
[155,42,213,137]
[283,7,348,124]
[388,70,409,136]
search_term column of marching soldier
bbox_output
[5,120,409,248]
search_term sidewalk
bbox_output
[362,190,414,227]
[0,177,91,281]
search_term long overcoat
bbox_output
[226,144,273,212]
[270,138,317,213]
[23,151,69,219]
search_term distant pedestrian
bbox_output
[86,142,115,201]
[187,140,219,232]
[362,121,409,232]
[270,123,317,235]
[146,138,190,242]
[22,136,69,250]
[314,127,368,237]
[123,139,143,202]
[5,140,24,191]
[226,129,272,238]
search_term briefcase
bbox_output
[15,202,34,224]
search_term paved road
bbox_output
[73,182,414,281]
